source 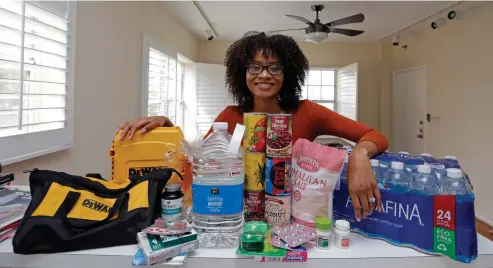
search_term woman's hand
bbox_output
[347,146,382,222]
[117,116,173,140]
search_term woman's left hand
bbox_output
[346,147,382,222]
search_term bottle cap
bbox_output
[421,153,432,157]
[212,122,228,130]
[335,220,350,230]
[417,165,431,174]
[165,184,181,192]
[316,217,332,231]
[398,151,409,155]
[444,155,457,160]
[370,159,379,167]
[391,161,404,170]
[447,168,463,179]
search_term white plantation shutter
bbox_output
[337,63,358,120]
[141,36,183,128]
[0,1,76,165]
[196,63,234,135]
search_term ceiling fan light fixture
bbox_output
[305,32,328,43]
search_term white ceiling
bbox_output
[163,1,460,43]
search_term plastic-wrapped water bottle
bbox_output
[398,151,410,155]
[383,161,410,192]
[410,165,441,195]
[420,153,432,157]
[441,168,472,195]
[444,155,457,160]
[370,159,384,183]
[340,154,349,181]
[192,122,244,248]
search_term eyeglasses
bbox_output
[246,63,284,75]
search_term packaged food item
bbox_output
[265,194,291,227]
[257,246,307,262]
[236,221,286,258]
[244,153,266,191]
[161,184,184,222]
[291,139,346,228]
[243,113,267,153]
[244,190,265,222]
[272,223,316,248]
[265,155,291,196]
[266,114,292,155]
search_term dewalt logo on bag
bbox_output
[82,199,110,213]
[128,166,167,176]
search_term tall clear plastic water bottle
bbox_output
[441,168,472,195]
[370,159,384,183]
[410,165,441,195]
[383,161,410,192]
[192,122,244,248]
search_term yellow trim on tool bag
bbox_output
[127,180,149,212]
[31,181,149,221]
[84,176,131,189]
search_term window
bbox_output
[302,69,336,111]
[142,36,186,131]
[0,1,76,165]
[302,63,358,121]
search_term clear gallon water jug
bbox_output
[191,122,244,248]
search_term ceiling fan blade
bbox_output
[326,13,365,27]
[329,28,364,36]
[286,14,312,25]
[268,28,306,33]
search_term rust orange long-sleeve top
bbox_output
[206,100,388,152]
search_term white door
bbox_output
[392,67,427,154]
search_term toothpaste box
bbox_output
[257,246,307,262]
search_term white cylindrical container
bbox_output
[334,220,350,249]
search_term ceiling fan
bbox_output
[269,5,365,43]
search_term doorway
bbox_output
[392,66,427,155]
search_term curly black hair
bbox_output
[224,31,309,112]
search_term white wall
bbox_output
[383,3,493,222]
[3,1,199,182]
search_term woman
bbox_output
[118,31,388,222]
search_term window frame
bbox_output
[0,1,77,166]
[303,67,338,112]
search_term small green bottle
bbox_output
[316,217,332,250]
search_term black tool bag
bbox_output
[12,168,181,254]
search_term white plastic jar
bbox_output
[334,220,350,249]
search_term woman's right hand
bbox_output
[117,116,173,140]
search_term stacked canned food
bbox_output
[264,114,293,228]
[243,113,268,222]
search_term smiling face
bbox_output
[246,50,284,101]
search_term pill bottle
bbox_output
[161,184,184,223]
[316,217,332,250]
[334,219,351,249]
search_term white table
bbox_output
[1,187,492,268]
[1,232,492,268]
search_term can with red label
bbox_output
[265,194,291,227]
[243,113,268,153]
[244,190,265,222]
[266,114,292,155]
[265,155,292,196]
